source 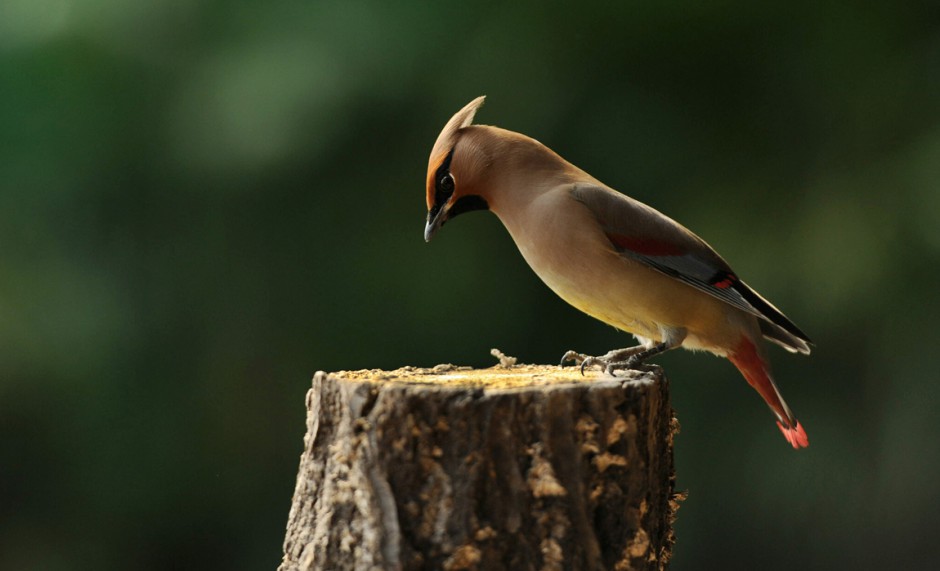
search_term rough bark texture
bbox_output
[279,364,680,571]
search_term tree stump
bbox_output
[279,363,680,571]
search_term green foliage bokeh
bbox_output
[2,1,939,569]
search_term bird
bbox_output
[423,96,812,449]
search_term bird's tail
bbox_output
[728,336,809,449]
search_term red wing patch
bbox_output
[709,271,737,289]
[605,232,685,256]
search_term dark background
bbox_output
[3,1,939,569]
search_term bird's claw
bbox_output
[580,356,605,376]
[559,350,588,367]
[603,359,638,376]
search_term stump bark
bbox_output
[279,363,680,571]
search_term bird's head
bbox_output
[424,96,491,242]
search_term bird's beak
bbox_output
[424,206,447,242]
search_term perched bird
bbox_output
[423,96,812,449]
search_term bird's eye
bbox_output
[439,173,455,193]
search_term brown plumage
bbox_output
[424,96,811,448]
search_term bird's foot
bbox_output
[560,346,647,376]
[558,350,604,375]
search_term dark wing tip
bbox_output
[737,281,813,350]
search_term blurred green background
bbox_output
[2,0,939,569]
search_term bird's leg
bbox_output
[605,328,687,375]
[560,345,647,375]
[606,342,671,373]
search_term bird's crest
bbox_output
[426,96,485,209]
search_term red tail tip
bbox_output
[777,421,809,449]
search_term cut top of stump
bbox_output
[328,363,657,392]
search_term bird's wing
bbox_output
[570,184,812,354]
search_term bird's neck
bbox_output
[477,137,584,216]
